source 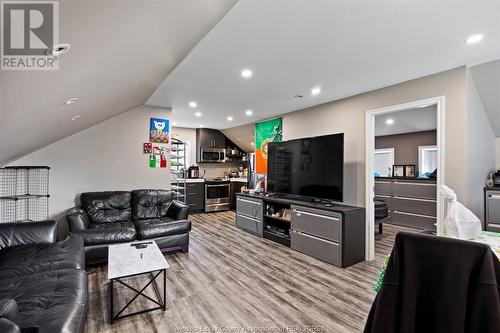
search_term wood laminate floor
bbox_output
[85,211,411,333]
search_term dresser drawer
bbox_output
[391,211,436,230]
[375,181,392,196]
[392,197,436,217]
[236,196,263,220]
[291,230,341,267]
[393,182,437,200]
[291,205,341,242]
[486,191,500,223]
[236,213,262,235]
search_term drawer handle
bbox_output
[489,194,500,200]
[237,213,261,223]
[292,230,339,245]
[294,210,339,221]
[237,198,261,206]
[394,211,435,219]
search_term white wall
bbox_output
[466,70,496,222]
[9,105,172,236]
[496,138,500,169]
[282,67,467,207]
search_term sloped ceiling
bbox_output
[147,0,500,130]
[0,0,237,165]
[470,59,500,136]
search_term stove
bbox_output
[204,178,230,212]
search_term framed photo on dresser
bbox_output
[393,165,405,178]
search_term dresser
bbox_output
[484,187,500,232]
[375,177,437,230]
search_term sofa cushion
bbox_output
[0,269,87,333]
[133,218,191,240]
[131,189,175,219]
[0,236,85,280]
[71,221,136,246]
[80,191,132,224]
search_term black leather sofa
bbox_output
[0,220,87,333]
[67,189,191,263]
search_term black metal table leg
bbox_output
[109,279,114,325]
[109,269,166,324]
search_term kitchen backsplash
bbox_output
[198,162,241,178]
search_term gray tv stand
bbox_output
[235,193,366,268]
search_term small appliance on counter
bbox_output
[487,170,500,187]
[187,165,199,179]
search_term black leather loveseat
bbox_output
[67,189,191,263]
[0,220,87,333]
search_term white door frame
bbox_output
[365,96,446,261]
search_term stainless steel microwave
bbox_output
[200,148,226,163]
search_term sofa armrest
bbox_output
[0,319,20,333]
[0,220,57,250]
[167,200,189,221]
[66,208,90,232]
[0,299,18,325]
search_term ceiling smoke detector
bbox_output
[46,43,71,56]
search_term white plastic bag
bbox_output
[442,185,482,240]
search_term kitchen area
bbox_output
[171,127,261,213]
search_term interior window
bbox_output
[419,145,438,175]
[374,148,394,177]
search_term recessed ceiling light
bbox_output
[466,34,484,44]
[63,97,78,105]
[241,69,252,78]
[45,43,71,56]
[173,121,178,126]
[250,142,254,146]
[227,116,234,121]
[195,112,202,117]
[189,101,197,108]
[386,118,394,125]
[198,124,204,128]
[71,115,80,121]
[311,86,321,96]
[245,109,253,116]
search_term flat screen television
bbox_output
[267,133,344,202]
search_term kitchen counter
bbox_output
[229,177,248,183]
[171,177,247,184]
[171,178,205,183]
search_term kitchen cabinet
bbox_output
[230,181,248,209]
[185,182,204,211]
[196,128,226,149]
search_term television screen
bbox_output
[267,133,344,202]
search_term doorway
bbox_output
[365,97,445,261]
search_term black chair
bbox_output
[374,200,388,234]
[365,232,500,333]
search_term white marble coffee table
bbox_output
[108,241,169,324]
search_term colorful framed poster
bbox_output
[150,118,170,143]
[255,117,282,174]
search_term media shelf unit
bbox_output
[236,193,365,268]
[0,166,50,223]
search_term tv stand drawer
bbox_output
[236,213,262,236]
[291,230,341,267]
[291,205,341,242]
[236,196,263,220]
